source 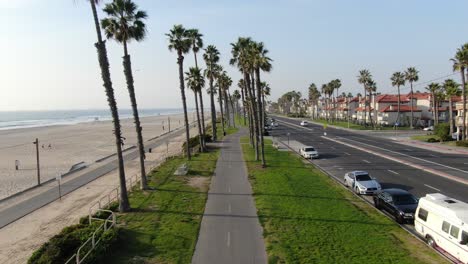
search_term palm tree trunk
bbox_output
[198,91,206,148]
[90,0,129,212]
[461,68,466,140]
[122,44,148,190]
[177,52,191,160]
[249,73,260,161]
[363,88,367,126]
[410,82,414,129]
[218,86,225,136]
[209,77,217,141]
[224,89,230,127]
[245,72,259,160]
[449,98,454,135]
[396,86,401,126]
[194,90,203,151]
[432,93,436,126]
[255,68,266,167]
[240,85,247,125]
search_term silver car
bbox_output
[344,171,381,195]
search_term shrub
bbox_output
[427,137,438,143]
[435,123,451,142]
[456,140,468,147]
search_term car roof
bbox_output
[303,146,315,148]
[349,171,368,175]
[382,188,411,195]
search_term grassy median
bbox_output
[242,138,448,264]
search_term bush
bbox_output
[456,140,468,147]
[427,137,438,143]
[435,123,451,142]
[181,134,212,152]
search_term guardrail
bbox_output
[65,209,116,264]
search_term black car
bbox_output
[373,188,419,224]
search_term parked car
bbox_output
[423,126,434,131]
[271,121,279,127]
[265,125,272,131]
[299,146,319,159]
[300,120,308,126]
[344,171,381,195]
[373,188,418,224]
[415,193,468,263]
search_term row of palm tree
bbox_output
[425,79,461,134]
[451,44,468,140]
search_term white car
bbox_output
[423,126,434,131]
[300,146,319,159]
[344,171,381,195]
[300,121,308,126]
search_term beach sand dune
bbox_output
[0,113,195,199]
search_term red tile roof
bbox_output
[379,105,421,112]
[406,92,430,100]
[376,94,409,103]
[355,106,374,112]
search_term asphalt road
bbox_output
[192,129,267,264]
[270,115,468,203]
[0,125,193,229]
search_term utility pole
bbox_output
[33,138,40,185]
[168,116,171,132]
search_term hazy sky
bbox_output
[1,0,467,111]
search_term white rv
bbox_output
[415,193,468,264]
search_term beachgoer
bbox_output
[48,144,52,149]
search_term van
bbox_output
[415,193,468,263]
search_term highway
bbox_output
[270,115,468,203]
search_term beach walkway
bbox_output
[192,129,267,264]
[0,124,192,229]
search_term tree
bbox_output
[185,67,205,151]
[85,0,130,212]
[358,70,372,125]
[405,67,419,128]
[232,89,241,119]
[203,45,220,141]
[425,82,441,126]
[451,44,468,140]
[166,24,192,159]
[101,0,148,190]
[308,83,320,119]
[391,72,406,126]
[186,28,206,149]
[442,79,461,135]
[367,79,377,127]
[330,79,341,120]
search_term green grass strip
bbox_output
[241,138,448,264]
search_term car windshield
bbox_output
[392,194,418,205]
[304,147,315,152]
[355,174,371,181]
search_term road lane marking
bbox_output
[429,154,438,157]
[424,184,441,192]
[322,136,468,186]
[228,203,232,213]
[228,186,231,193]
[331,146,336,150]
[362,159,371,163]
[227,232,231,247]
[388,170,399,175]
[344,152,351,155]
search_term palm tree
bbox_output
[203,45,220,141]
[186,28,206,149]
[261,82,271,121]
[101,0,148,190]
[391,72,406,126]
[442,79,461,135]
[166,24,192,159]
[85,0,130,212]
[405,67,419,129]
[308,83,320,119]
[237,79,247,125]
[366,80,377,127]
[233,89,241,118]
[185,67,205,151]
[451,44,468,140]
[331,79,341,121]
[358,70,372,126]
[425,83,441,126]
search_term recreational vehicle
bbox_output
[415,193,468,263]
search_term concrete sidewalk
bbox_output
[192,129,267,264]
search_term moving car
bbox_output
[373,188,418,224]
[299,146,319,159]
[414,193,468,263]
[300,120,308,126]
[271,121,279,127]
[344,171,381,195]
[423,126,434,131]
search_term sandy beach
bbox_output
[0,113,197,199]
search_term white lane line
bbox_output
[464,163,468,165]
[429,154,438,157]
[228,203,232,213]
[344,152,351,155]
[331,146,336,150]
[228,186,231,193]
[362,159,371,163]
[227,231,231,247]
[424,184,441,192]
[388,170,399,175]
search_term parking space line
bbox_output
[227,231,231,247]
[424,184,441,192]
[362,159,371,163]
[388,170,399,175]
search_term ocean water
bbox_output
[0,109,186,131]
